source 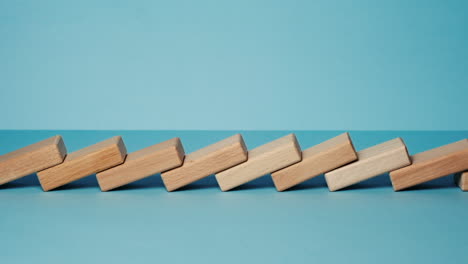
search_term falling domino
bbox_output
[455,171,468,191]
[271,132,357,191]
[96,138,185,191]
[216,134,302,191]
[0,135,67,185]
[324,138,411,191]
[37,136,127,191]
[390,139,468,191]
[161,134,248,191]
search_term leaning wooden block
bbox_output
[455,171,468,191]
[216,134,302,191]
[271,132,357,191]
[161,134,247,191]
[37,136,127,191]
[390,139,468,191]
[96,138,184,191]
[325,138,411,191]
[0,135,67,185]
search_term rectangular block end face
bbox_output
[161,134,248,192]
[216,133,302,192]
[272,132,358,191]
[455,171,468,191]
[37,136,128,191]
[0,135,67,185]
[325,137,411,192]
[390,139,468,191]
[96,138,185,191]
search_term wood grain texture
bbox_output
[216,133,302,191]
[271,132,357,191]
[161,134,247,191]
[455,171,468,191]
[96,138,185,191]
[390,139,468,191]
[0,135,67,185]
[325,138,411,191]
[37,136,127,191]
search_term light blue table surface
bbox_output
[1,130,467,264]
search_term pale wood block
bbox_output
[271,132,357,191]
[324,138,411,191]
[37,136,127,191]
[216,134,302,191]
[390,139,468,191]
[96,138,184,191]
[161,134,247,191]
[0,136,67,185]
[455,171,468,191]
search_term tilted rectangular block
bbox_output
[161,134,247,191]
[97,138,185,191]
[216,134,302,191]
[271,132,357,191]
[325,138,411,191]
[0,135,67,185]
[37,136,127,191]
[390,139,468,191]
[455,171,468,191]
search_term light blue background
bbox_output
[1,0,467,130]
[1,1,467,260]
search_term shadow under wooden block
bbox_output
[271,132,357,191]
[285,174,329,191]
[0,173,40,189]
[175,175,220,191]
[111,174,166,191]
[54,174,100,191]
[228,174,276,191]
[0,135,66,186]
[454,171,468,191]
[390,139,468,191]
[216,133,302,191]
[37,136,127,191]
[161,134,247,192]
[338,173,392,191]
[96,138,184,191]
[324,138,411,191]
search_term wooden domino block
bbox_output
[390,139,468,191]
[455,171,468,191]
[37,136,127,191]
[271,132,357,191]
[161,134,247,191]
[0,135,67,185]
[325,138,411,191]
[96,138,185,191]
[216,134,302,191]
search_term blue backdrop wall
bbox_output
[1,0,467,130]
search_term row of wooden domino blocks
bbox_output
[0,133,467,192]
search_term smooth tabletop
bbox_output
[1,130,467,264]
